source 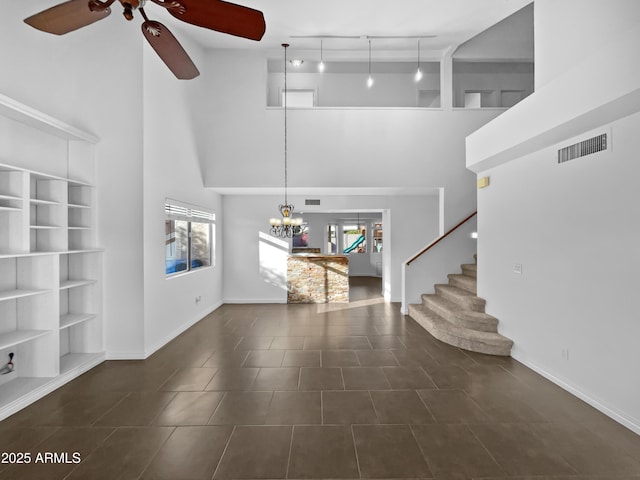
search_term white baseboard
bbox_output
[223,298,285,304]
[512,352,640,436]
[105,352,147,360]
[143,301,223,358]
[105,301,224,361]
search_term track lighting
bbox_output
[414,39,423,82]
[318,40,325,72]
[367,40,373,88]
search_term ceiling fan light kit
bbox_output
[23,0,266,79]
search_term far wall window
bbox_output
[343,224,366,254]
[165,201,215,276]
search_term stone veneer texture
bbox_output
[287,255,349,303]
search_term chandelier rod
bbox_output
[283,43,289,205]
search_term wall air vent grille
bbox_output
[305,199,321,206]
[558,133,607,164]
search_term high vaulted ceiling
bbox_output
[155,0,533,61]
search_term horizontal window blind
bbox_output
[165,199,215,223]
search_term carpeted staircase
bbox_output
[408,255,513,356]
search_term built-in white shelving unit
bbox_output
[0,93,103,420]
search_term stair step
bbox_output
[448,274,477,294]
[461,263,477,278]
[421,294,498,332]
[408,304,512,356]
[435,284,485,312]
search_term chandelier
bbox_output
[269,43,304,238]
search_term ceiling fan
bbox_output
[24,0,266,79]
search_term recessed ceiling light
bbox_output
[289,59,304,67]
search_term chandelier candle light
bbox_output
[269,43,304,238]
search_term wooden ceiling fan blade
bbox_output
[166,0,265,41]
[142,21,200,79]
[24,0,111,35]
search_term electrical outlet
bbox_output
[561,348,570,360]
[195,296,202,304]
[513,264,522,274]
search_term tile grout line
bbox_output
[89,391,131,427]
[415,389,438,424]
[419,364,439,391]
[466,423,510,477]
[137,425,178,480]
[147,391,179,426]
[408,423,435,478]
[211,424,237,480]
[205,391,228,425]
[285,425,295,478]
[349,423,363,479]
[367,390,381,424]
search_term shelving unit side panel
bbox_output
[60,329,70,357]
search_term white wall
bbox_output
[454,3,534,62]
[534,0,640,88]
[222,194,438,303]
[202,50,503,231]
[141,34,224,356]
[477,113,640,432]
[0,1,146,357]
[467,1,640,433]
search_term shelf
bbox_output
[0,99,102,422]
[67,179,94,188]
[64,249,104,255]
[0,330,50,350]
[30,225,61,230]
[0,288,49,302]
[0,194,21,201]
[60,279,96,290]
[60,313,96,330]
[30,198,60,206]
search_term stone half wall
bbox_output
[287,255,349,303]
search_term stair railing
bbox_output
[406,211,477,266]
[401,211,477,313]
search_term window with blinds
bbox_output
[165,199,215,276]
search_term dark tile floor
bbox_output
[1,277,639,479]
